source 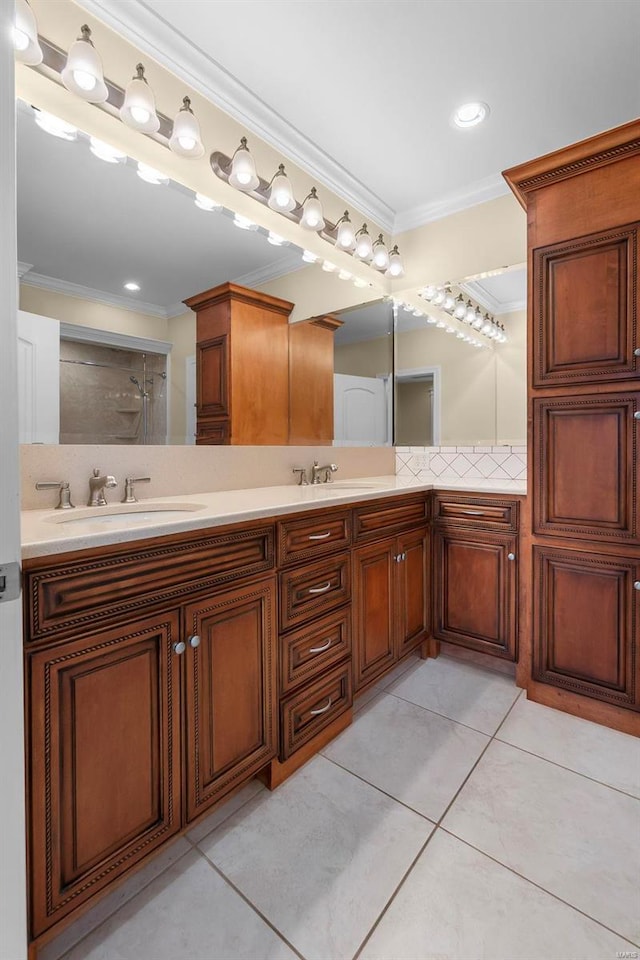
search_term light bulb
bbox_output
[443,291,456,313]
[372,235,389,270]
[300,188,325,231]
[130,105,150,125]
[120,64,160,133]
[422,285,437,301]
[179,136,196,151]
[454,297,467,320]
[354,226,372,260]
[464,303,476,324]
[229,137,259,191]
[433,290,446,307]
[73,69,96,92]
[335,213,355,250]
[61,25,108,103]
[13,27,29,51]
[170,97,204,158]
[473,311,484,330]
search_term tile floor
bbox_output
[43,655,640,960]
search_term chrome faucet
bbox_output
[311,461,338,484]
[88,468,118,506]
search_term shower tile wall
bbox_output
[59,341,167,445]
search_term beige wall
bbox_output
[396,381,433,446]
[496,309,527,444]
[334,337,391,378]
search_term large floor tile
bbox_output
[199,755,432,960]
[361,829,634,960]
[323,692,488,820]
[388,656,520,734]
[186,778,266,844]
[62,850,297,960]
[442,740,640,943]
[497,696,640,798]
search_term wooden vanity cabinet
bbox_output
[23,522,277,941]
[432,493,521,663]
[504,120,640,732]
[352,495,431,691]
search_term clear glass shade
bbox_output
[120,70,160,134]
[169,101,204,158]
[300,191,325,231]
[267,168,295,212]
[13,0,42,65]
[61,28,108,103]
[229,142,260,191]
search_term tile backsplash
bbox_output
[396,446,527,483]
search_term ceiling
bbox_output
[79,0,640,232]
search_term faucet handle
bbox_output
[35,481,75,510]
[122,477,151,503]
[292,467,308,486]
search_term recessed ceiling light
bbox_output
[453,101,490,128]
[124,281,140,291]
[267,232,288,246]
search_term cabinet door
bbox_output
[396,527,430,657]
[28,613,182,938]
[184,578,277,822]
[434,528,517,660]
[533,546,639,709]
[353,538,396,689]
[533,394,639,544]
[532,223,638,387]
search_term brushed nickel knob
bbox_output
[173,641,186,655]
[507,552,516,561]
[634,581,640,591]
[634,348,640,357]
[189,634,201,648]
[634,412,640,421]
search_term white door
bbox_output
[334,373,388,445]
[0,12,28,959]
[17,310,60,443]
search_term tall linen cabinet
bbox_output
[504,120,640,734]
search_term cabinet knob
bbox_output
[634,412,640,421]
[173,641,186,655]
[634,581,640,591]
[507,552,516,561]
[634,348,640,357]
[189,634,201,648]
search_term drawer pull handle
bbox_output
[308,581,332,595]
[309,638,332,654]
[459,509,484,515]
[308,531,332,540]
[310,697,332,716]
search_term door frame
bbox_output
[395,365,442,445]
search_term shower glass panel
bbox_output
[59,340,167,444]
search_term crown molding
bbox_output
[19,271,172,318]
[393,173,510,234]
[17,261,33,278]
[231,251,304,289]
[74,0,396,233]
[460,278,526,316]
[59,321,171,355]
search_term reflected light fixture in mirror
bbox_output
[300,188,325,230]
[34,109,78,141]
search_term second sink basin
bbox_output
[45,502,207,526]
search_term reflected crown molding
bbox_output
[460,278,526,316]
[19,270,172,319]
[231,251,304,289]
[74,0,396,233]
[59,321,171,355]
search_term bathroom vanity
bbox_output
[21,478,524,946]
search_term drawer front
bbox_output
[280,607,352,695]
[280,662,352,759]
[433,494,519,532]
[353,494,429,543]
[277,509,351,566]
[279,553,351,632]
[25,524,275,641]
[196,419,229,444]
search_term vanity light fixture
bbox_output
[89,137,126,163]
[169,97,204,158]
[120,64,160,133]
[472,309,485,331]
[453,101,490,128]
[422,285,437,301]
[333,212,356,251]
[432,288,446,307]
[354,224,373,260]
[13,0,42,65]
[33,109,78,141]
[267,232,288,246]
[228,137,260,191]
[194,193,222,211]
[267,164,296,212]
[61,24,108,102]
[464,300,477,324]
[233,213,258,230]
[321,260,337,272]
[300,188,325,231]
[136,162,169,185]
[302,250,319,263]
[338,269,352,280]
[353,277,369,288]
[372,235,390,271]
[453,295,467,321]
[124,281,141,291]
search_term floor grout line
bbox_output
[437,825,640,950]
[384,686,520,737]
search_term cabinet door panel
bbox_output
[184,578,277,821]
[533,224,638,386]
[396,527,430,656]
[28,613,182,937]
[434,529,517,660]
[197,335,229,417]
[353,539,395,688]
[533,395,638,542]
[533,547,638,709]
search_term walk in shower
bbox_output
[59,340,168,444]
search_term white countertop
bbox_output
[21,475,527,560]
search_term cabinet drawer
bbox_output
[280,662,352,759]
[196,419,229,444]
[277,509,351,566]
[433,494,519,532]
[279,553,351,632]
[280,607,351,695]
[24,523,275,641]
[353,494,429,543]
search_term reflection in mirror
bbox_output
[332,301,394,446]
[394,266,527,446]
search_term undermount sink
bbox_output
[45,502,207,526]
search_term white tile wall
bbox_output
[396,446,527,483]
